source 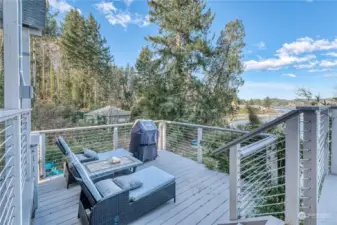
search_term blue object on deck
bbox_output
[45,161,55,170]
[45,161,64,177]
[191,140,198,146]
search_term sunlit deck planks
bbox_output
[33,150,229,225]
[318,174,337,225]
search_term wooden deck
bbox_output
[33,150,229,225]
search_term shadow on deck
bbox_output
[33,150,229,225]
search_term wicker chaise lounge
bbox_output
[67,152,176,225]
[56,136,133,188]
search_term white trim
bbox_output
[229,143,240,220]
[239,135,278,158]
[285,115,300,225]
[113,127,118,150]
[197,127,203,163]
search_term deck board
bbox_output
[318,174,337,225]
[33,150,229,225]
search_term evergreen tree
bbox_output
[194,19,245,125]
[60,9,87,68]
[43,1,59,37]
[132,46,164,119]
[248,106,261,127]
[264,96,272,108]
[137,0,214,121]
[60,10,113,108]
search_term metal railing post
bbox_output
[39,133,46,178]
[285,114,300,225]
[331,107,337,175]
[323,110,330,175]
[114,127,119,150]
[162,121,167,151]
[302,110,319,225]
[22,27,32,180]
[13,115,23,224]
[158,122,163,151]
[197,127,203,163]
[31,144,39,213]
[229,143,240,220]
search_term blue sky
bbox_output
[49,0,337,100]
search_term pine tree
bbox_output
[264,96,272,108]
[43,1,59,37]
[196,19,245,125]
[60,9,87,68]
[138,0,214,120]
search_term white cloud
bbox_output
[49,0,73,13]
[95,1,150,28]
[244,37,337,71]
[277,37,337,56]
[106,12,131,28]
[124,0,133,7]
[245,54,316,71]
[284,73,296,78]
[308,68,331,73]
[320,60,337,67]
[294,60,319,69]
[95,1,117,14]
[255,41,266,50]
[324,52,337,57]
[133,14,150,27]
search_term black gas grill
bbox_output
[129,120,158,162]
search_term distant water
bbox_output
[273,108,295,113]
[230,117,277,127]
[230,108,295,127]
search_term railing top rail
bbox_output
[213,109,302,154]
[296,106,331,111]
[165,121,270,136]
[33,122,135,133]
[0,108,31,123]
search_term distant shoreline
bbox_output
[228,107,291,127]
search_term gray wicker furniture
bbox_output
[67,152,176,225]
[55,137,134,188]
[83,156,142,181]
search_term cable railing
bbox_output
[33,123,135,176]
[237,134,286,219]
[20,112,29,191]
[34,121,250,178]
[32,109,337,225]
[0,109,31,225]
[0,118,16,225]
[219,106,333,225]
[165,121,259,172]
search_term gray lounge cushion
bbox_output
[98,148,132,159]
[70,152,102,202]
[83,149,99,160]
[58,137,71,155]
[75,153,90,161]
[126,166,175,201]
[114,177,143,190]
[95,179,123,198]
